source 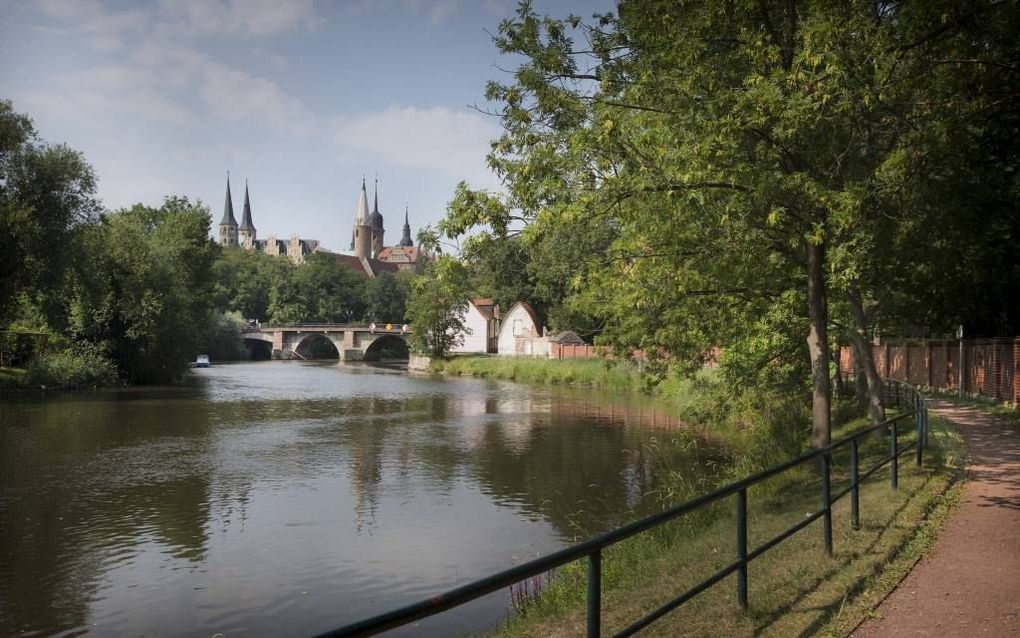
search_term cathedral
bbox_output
[349,177,420,268]
[217,175,320,264]
[217,174,423,273]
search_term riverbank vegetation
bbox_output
[492,413,964,638]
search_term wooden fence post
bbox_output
[1014,338,1020,404]
[926,340,933,388]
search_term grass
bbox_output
[485,414,965,638]
[431,356,650,393]
[0,366,28,389]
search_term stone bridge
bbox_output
[241,323,411,361]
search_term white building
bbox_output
[451,299,499,354]
[497,301,546,356]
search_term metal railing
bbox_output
[316,380,929,638]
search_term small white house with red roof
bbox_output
[451,299,500,354]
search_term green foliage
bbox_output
[406,256,470,357]
[202,310,247,361]
[68,198,218,384]
[0,100,100,326]
[364,270,411,323]
[269,252,367,323]
[437,0,1020,446]
[23,341,118,388]
[211,247,291,321]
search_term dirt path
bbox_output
[853,400,1020,637]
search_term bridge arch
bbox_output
[363,334,410,361]
[242,337,273,360]
[294,334,342,360]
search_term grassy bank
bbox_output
[492,415,964,637]
[431,356,649,392]
[0,344,118,392]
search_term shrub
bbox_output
[25,342,118,388]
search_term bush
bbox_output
[25,342,118,388]
[202,310,247,361]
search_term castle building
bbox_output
[217,173,427,272]
[218,175,320,265]
[348,178,425,272]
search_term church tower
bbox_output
[370,178,385,257]
[238,180,257,249]
[351,177,373,258]
[218,173,238,247]
[399,205,413,247]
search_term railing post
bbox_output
[890,420,899,489]
[850,440,860,531]
[587,550,601,638]
[736,488,748,609]
[822,453,833,556]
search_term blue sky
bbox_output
[0,0,614,251]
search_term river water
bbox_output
[0,361,722,637]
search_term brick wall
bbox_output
[840,337,1020,403]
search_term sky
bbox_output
[0,0,614,252]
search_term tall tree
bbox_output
[406,256,469,358]
[0,100,99,326]
[440,1,1018,446]
[69,198,218,383]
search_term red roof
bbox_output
[376,245,422,263]
[470,298,496,320]
[333,254,401,279]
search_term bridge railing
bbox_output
[314,381,929,638]
[242,323,410,334]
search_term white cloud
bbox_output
[32,0,323,49]
[198,60,318,137]
[428,0,458,25]
[331,105,499,186]
[155,0,322,37]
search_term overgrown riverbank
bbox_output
[429,357,965,637]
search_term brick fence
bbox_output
[840,337,1020,403]
[549,342,602,359]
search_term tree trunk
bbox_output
[807,240,831,448]
[848,283,886,426]
[832,349,846,397]
[854,355,869,410]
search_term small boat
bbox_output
[193,354,210,368]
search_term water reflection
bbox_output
[0,362,723,637]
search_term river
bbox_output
[0,361,722,637]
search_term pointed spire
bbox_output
[399,203,413,247]
[220,172,237,226]
[355,176,370,224]
[239,179,255,230]
[373,176,379,214]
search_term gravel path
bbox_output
[853,400,1020,637]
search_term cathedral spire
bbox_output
[399,204,413,247]
[355,176,370,225]
[220,172,237,226]
[373,176,379,214]
[239,179,255,231]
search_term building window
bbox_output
[513,319,524,336]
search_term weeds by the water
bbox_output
[493,416,964,638]
[509,570,558,617]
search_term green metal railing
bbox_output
[317,380,929,638]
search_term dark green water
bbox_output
[0,361,721,637]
